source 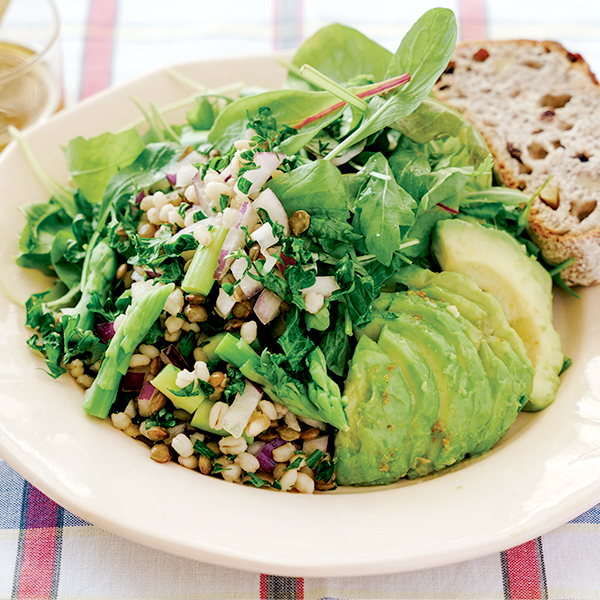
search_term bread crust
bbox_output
[433,39,600,286]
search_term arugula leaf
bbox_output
[352,153,416,266]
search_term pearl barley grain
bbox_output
[171,433,194,459]
[295,472,315,494]
[234,452,260,473]
[240,320,257,344]
[279,469,298,492]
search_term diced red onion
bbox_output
[230,254,264,298]
[277,253,297,274]
[139,380,156,401]
[252,188,290,235]
[247,440,267,456]
[304,435,329,456]
[250,222,279,250]
[214,200,258,280]
[237,152,285,198]
[138,380,160,418]
[222,379,263,438]
[166,423,187,444]
[192,170,213,217]
[160,344,190,371]
[215,287,237,319]
[301,276,340,298]
[262,253,278,275]
[94,321,115,344]
[253,289,283,325]
[136,190,145,204]
[122,370,146,393]
[255,437,286,473]
[166,173,177,185]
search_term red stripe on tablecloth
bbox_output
[16,485,61,599]
[459,0,487,40]
[504,539,544,599]
[260,573,267,600]
[297,577,304,599]
[80,0,119,98]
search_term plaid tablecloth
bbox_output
[2,0,600,598]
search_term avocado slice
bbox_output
[432,219,563,410]
[334,335,419,486]
[376,326,440,470]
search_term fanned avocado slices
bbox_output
[372,293,494,476]
[335,265,537,486]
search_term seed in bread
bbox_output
[433,40,600,286]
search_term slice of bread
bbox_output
[433,40,600,286]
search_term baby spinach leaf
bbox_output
[50,230,83,289]
[286,23,392,90]
[208,89,345,155]
[64,129,145,205]
[266,160,350,221]
[352,153,416,266]
[17,200,74,277]
[384,8,457,98]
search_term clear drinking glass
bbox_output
[0,0,62,149]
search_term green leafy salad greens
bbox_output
[14,8,570,490]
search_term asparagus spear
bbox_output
[182,224,228,296]
[82,282,175,418]
[69,239,117,332]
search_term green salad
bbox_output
[16,8,569,491]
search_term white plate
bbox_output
[0,54,599,578]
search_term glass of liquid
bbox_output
[0,0,62,150]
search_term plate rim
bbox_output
[0,54,599,577]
